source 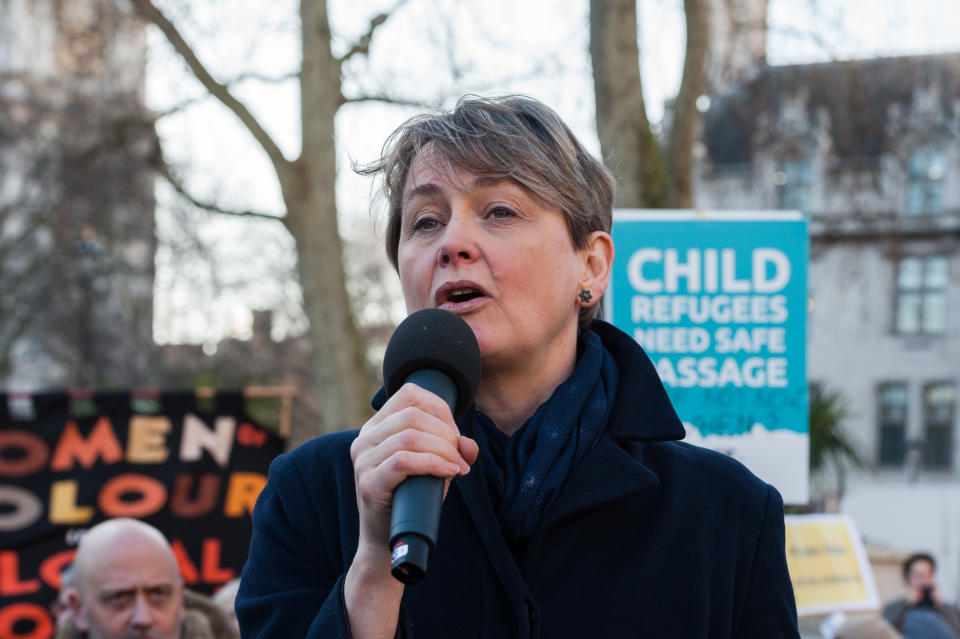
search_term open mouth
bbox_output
[436,281,489,307]
[447,287,484,303]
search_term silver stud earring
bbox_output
[578,288,593,304]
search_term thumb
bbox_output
[458,436,479,467]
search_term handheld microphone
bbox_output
[382,308,481,585]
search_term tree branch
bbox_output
[151,94,209,119]
[337,0,411,65]
[341,93,439,109]
[0,309,35,377]
[156,156,285,222]
[0,213,49,263]
[226,69,301,86]
[132,0,291,174]
[152,70,297,121]
[338,12,388,63]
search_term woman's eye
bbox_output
[412,216,439,231]
[489,207,515,219]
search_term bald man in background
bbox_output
[67,518,187,639]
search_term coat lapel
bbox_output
[535,435,659,538]
[591,320,686,443]
[453,457,534,635]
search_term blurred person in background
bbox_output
[236,95,799,638]
[62,518,236,639]
[51,565,76,635]
[211,578,241,634]
[835,615,902,639]
[883,552,960,639]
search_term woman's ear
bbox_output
[577,231,614,306]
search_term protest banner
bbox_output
[0,390,286,639]
[606,210,809,503]
[785,514,880,617]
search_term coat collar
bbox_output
[588,320,686,443]
[372,320,686,444]
[381,319,685,600]
[535,435,659,536]
[526,320,684,536]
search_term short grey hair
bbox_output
[358,95,615,326]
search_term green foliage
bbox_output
[809,385,869,477]
[244,396,283,433]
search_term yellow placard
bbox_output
[785,514,880,616]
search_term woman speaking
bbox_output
[235,95,799,638]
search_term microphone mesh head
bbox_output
[382,309,482,417]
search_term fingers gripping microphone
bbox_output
[382,309,481,585]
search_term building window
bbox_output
[895,256,949,334]
[774,160,811,213]
[877,383,908,468]
[906,149,946,215]
[922,382,956,471]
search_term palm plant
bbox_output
[808,385,870,510]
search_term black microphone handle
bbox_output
[389,368,458,585]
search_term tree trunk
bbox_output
[132,0,377,447]
[667,0,711,208]
[283,0,373,447]
[590,0,667,208]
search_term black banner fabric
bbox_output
[0,391,286,639]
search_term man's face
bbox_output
[74,537,184,639]
[907,558,935,590]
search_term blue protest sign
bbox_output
[607,210,809,503]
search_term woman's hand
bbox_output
[350,383,478,552]
[344,383,478,638]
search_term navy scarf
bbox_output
[470,328,619,548]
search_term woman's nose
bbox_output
[437,215,476,266]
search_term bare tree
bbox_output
[0,88,158,388]
[590,0,667,208]
[131,0,426,446]
[667,0,711,208]
[590,0,711,208]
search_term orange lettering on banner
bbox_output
[170,540,200,585]
[50,418,123,471]
[49,480,95,525]
[0,552,40,596]
[223,472,267,517]
[236,423,267,447]
[0,602,53,639]
[0,432,49,478]
[201,539,235,583]
[39,549,76,590]
[98,474,167,518]
[169,474,220,518]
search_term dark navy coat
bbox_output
[236,321,799,638]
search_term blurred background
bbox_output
[1,0,958,634]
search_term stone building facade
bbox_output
[696,52,960,597]
[0,0,158,388]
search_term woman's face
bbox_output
[397,150,588,373]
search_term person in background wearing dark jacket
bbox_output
[235,95,799,638]
[883,553,960,638]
